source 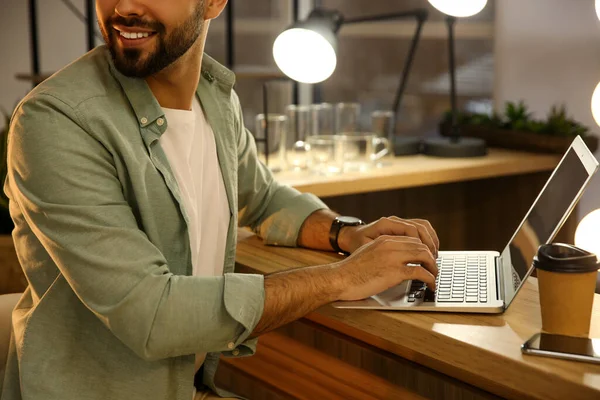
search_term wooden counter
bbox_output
[273,149,561,198]
[216,230,600,400]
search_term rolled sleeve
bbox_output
[257,190,327,247]
[234,91,328,247]
[221,272,265,356]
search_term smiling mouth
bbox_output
[114,27,157,41]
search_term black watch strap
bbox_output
[329,216,364,255]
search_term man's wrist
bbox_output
[324,261,347,302]
[330,216,365,254]
[337,225,357,254]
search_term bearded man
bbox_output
[0,1,439,399]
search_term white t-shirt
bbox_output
[159,96,230,389]
[159,96,230,277]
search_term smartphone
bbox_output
[521,333,600,364]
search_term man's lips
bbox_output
[113,26,157,48]
[113,24,156,34]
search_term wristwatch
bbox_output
[329,216,365,255]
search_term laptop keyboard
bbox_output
[408,254,488,303]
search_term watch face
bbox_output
[337,216,363,225]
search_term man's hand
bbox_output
[334,235,438,301]
[252,234,438,337]
[337,216,440,258]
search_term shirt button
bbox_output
[232,349,240,356]
[227,342,235,350]
[140,117,148,125]
[157,118,165,126]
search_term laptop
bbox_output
[333,136,599,313]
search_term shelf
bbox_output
[233,66,286,80]
[211,19,493,40]
[15,73,52,85]
[341,21,493,40]
[421,54,494,96]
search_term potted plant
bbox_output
[440,101,599,154]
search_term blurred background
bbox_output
[1,0,599,221]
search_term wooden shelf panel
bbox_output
[220,332,426,400]
[15,73,52,85]
[211,19,493,40]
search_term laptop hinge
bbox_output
[495,256,505,308]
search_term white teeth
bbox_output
[119,31,150,39]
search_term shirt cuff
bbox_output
[222,272,264,356]
[261,193,328,247]
[221,337,258,358]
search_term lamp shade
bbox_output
[273,9,342,84]
[273,28,337,84]
[596,0,600,21]
[575,209,600,258]
[428,0,487,17]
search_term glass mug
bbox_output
[310,103,335,136]
[285,104,311,170]
[306,134,391,174]
[306,135,343,175]
[335,102,361,135]
[336,134,392,172]
[371,110,395,142]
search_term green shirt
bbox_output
[0,46,326,400]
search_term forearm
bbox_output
[297,209,339,250]
[251,262,342,337]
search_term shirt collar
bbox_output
[200,53,236,88]
[105,45,235,128]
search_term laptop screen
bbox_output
[499,145,594,307]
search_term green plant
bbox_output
[443,101,591,139]
[504,100,531,130]
[544,104,589,137]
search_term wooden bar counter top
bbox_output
[215,229,600,400]
[272,148,561,198]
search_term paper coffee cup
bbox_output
[534,243,599,337]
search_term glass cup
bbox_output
[254,113,287,172]
[306,135,343,175]
[335,102,361,135]
[285,105,311,170]
[371,110,395,142]
[310,103,335,136]
[335,134,392,172]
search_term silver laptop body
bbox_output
[333,136,599,313]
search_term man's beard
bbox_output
[100,1,205,78]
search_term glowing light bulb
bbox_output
[575,209,600,257]
[428,0,488,18]
[273,28,337,84]
[592,82,600,127]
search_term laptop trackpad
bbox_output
[372,281,411,306]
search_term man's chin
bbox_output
[111,49,152,78]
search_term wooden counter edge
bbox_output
[276,150,561,197]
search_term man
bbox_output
[0,1,439,399]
